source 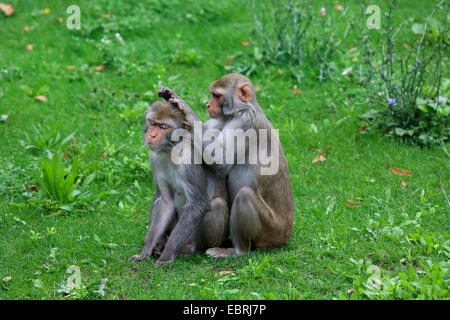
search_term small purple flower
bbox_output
[391,50,395,54]
[386,57,391,62]
[380,72,384,78]
[388,98,396,106]
[416,60,421,66]
[395,85,399,90]
[393,38,398,43]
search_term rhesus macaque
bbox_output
[159,73,294,258]
[128,100,229,266]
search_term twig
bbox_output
[439,170,450,208]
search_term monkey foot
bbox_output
[153,258,174,267]
[205,247,236,258]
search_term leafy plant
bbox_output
[358,0,449,146]
[20,125,74,154]
[33,155,117,211]
[227,0,349,82]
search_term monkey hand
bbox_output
[158,86,177,101]
[127,252,152,262]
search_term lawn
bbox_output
[0,0,448,300]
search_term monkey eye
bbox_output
[213,93,222,99]
[159,124,169,130]
[149,120,157,126]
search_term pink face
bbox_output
[206,93,223,118]
[146,119,171,148]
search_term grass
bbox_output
[0,0,448,299]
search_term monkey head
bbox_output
[207,73,255,118]
[144,101,190,150]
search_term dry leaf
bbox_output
[359,125,368,132]
[56,17,63,23]
[101,13,112,18]
[0,3,14,16]
[225,55,235,66]
[401,181,408,188]
[24,25,30,31]
[293,85,304,95]
[335,4,344,11]
[2,276,11,282]
[344,199,361,206]
[403,43,411,50]
[241,41,251,46]
[62,151,72,159]
[34,95,48,102]
[277,69,284,75]
[66,65,76,70]
[312,155,326,163]
[391,166,413,176]
[28,185,38,191]
[215,271,234,277]
[26,44,33,51]
[94,64,105,71]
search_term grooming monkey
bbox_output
[128,100,229,266]
[159,73,294,258]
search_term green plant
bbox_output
[20,125,74,154]
[33,155,117,211]
[358,0,449,146]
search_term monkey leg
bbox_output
[207,186,279,258]
[190,197,229,253]
[128,197,176,262]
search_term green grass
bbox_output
[0,0,448,299]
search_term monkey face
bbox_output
[206,92,224,118]
[145,119,172,149]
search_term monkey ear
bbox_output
[237,83,252,102]
[182,121,191,131]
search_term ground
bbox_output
[0,0,448,299]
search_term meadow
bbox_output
[0,0,448,299]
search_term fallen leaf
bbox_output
[2,276,11,282]
[34,95,48,103]
[0,3,14,16]
[56,17,63,23]
[335,4,344,11]
[401,181,408,188]
[241,41,251,46]
[26,44,33,51]
[293,85,304,95]
[66,65,76,70]
[225,55,235,66]
[101,13,112,18]
[28,185,39,191]
[344,199,361,206]
[403,43,411,50]
[62,151,72,159]
[94,64,105,71]
[277,69,284,75]
[312,155,326,163]
[391,166,413,176]
[359,125,368,132]
[24,25,30,31]
[215,271,234,277]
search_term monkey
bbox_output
[159,73,294,258]
[128,100,229,266]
